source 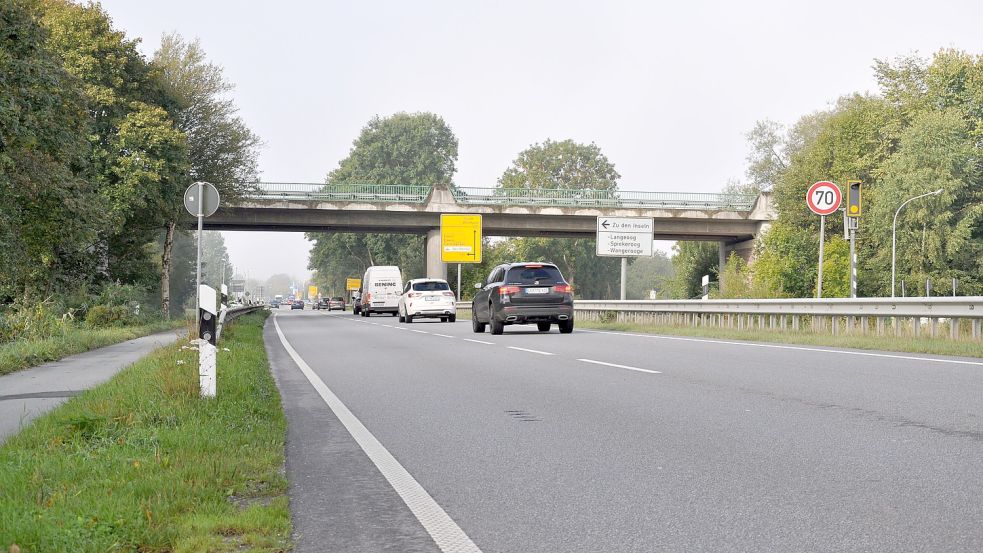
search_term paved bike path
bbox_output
[0,330,182,443]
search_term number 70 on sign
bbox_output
[806,181,841,216]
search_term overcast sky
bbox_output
[101,0,983,281]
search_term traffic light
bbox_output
[846,180,862,217]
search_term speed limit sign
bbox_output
[806,181,841,216]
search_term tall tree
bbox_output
[0,0,101,300]
[308,113,459,288]
[497,139,622,299]
[35,0,190,313]
[152,33,261,316]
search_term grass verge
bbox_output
[577,319,983,358]
[0,311,291,552]
[0,319,187,377]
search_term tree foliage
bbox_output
[1,0,97,300]
[308,113,459,290]
[152,33,260,200]
[2,1,259,318]
[668,242,719,299]
[497,139,622,299]
[742,49,983,297]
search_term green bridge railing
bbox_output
[249,182,433,203]
[451,187,757,210]
[247,183,758,211]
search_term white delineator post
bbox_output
[198,284,217,398]
[199,340,217,398]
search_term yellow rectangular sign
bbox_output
[440,214,482,263]
[346,278,361,291]
[308,285,318,299]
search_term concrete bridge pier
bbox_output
[719,242,728,296]
[426,229,447,280]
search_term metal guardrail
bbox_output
[244,182,758,211]
[248,183,432,203]
[452,187,757,210]
[455,298,983,340]
[216,304,265,342]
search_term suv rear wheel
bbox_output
[558,319,574,334]
[471,310,485,333]
[537,323,551,332]
[490,318,504,335]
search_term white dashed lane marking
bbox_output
[507,346,554,356]
[463,339,494,345]
[577,358,661,374]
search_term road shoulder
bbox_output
[263,314,440,553]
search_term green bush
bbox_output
[84,305,133,328]
[0,301,67,343]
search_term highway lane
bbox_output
[269,309,983,552]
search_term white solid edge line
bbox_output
[410,329,429,334]
[577,358,662,374]
[463,339,495,345]
[577,329,983,367]
[507,346,554,356]
[272,315,482,553]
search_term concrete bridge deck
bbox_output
[206,183,774,241]
[203,183,776,279]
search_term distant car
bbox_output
[270,299,280,308]
[398,279,456,323]
[327,297,345,311]
[290,300,304,310]
[472,262,574,335]
[352,293,362,315]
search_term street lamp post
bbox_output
[892,188,943,297]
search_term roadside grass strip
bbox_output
[579,320,983,359]
[0,320,186,377]
[0,312,290,553]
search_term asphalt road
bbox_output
[266,308,983,553]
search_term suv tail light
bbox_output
[553,284,573,294]
[407,292,421,298]
[499,285,521,296]
[442,291,455,297]
[364,292,371,302]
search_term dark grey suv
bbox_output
[472,262,574,335]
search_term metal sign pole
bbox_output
[850,227,857,298]
[620,257,627,301]
[195,181,204,315]
[816,215,825,299]
[457,263,462,302]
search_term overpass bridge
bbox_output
[205,183,776,279]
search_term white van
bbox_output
[360,266,402,317]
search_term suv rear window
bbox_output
[413,281,450,291]
[331,297,343,301]
[505,266,564,285]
